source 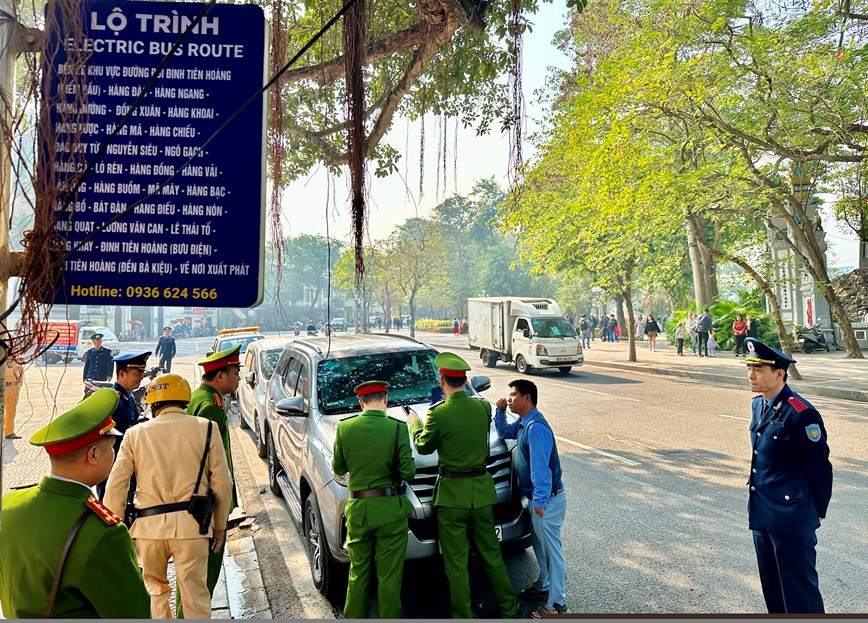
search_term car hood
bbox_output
[315,401,511,468]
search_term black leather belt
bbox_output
[439,467,487,479]
[349,485,404,499]
[136,501,189,517]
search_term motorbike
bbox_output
[83,365,164,420]
[306,324,318,336]
[796,319,833,353]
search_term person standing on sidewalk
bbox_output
[406,352,519,619]
[746,313,759,339]
[696,308,712,356]
[82,333,114,387]
[495,379,567,618]
[332,381,415,618]
[589,314,598,341]
[687,312,699,355]
[744,338,833,614]
[185,345,241,607]
[154,327,177,373]
[644,314,661,351]
[675,321,686,356]
[578,314,591,349]
[0,389,151,618]
[105,374,233,619]
[733,315,748,356]
[4,355,24,439]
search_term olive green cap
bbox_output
[434,352,471,377]
[198,344,242,373]
[30,388,121,455]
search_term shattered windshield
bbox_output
[317,349,441,415]
[530,317,577,338]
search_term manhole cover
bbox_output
[795,376,838,383]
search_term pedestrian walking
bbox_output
[707,328,718,357]
[675,321,686,356]
[105,374,233,619]
[635,314,646,342]
[589,314,598,341]
[0,389,151,618]
[687,312,698,355]
[82,333,114,387]
[495,380,567,618]
[154,327,177,372]
[4,355,24,439]
[696,308,712,356]
[453,318,460,337]
[744,338,833,613]
[183,345,241,610]
[746,313,759,339]
[96,351,151,500]
[644,314,661,351]
[578,314,591,349]
[332,381,415,618]
[733,315,748,356]
[608,314,619,342]
[405,352,518,618]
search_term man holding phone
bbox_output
[405,352,518,618]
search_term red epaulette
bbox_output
[86,496,123,525]
[213,393,224,407]
[788,396,809,413]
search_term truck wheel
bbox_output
[267,428,283,497]
[304,492,347,599]
[43,352,60,365]
[481,350,498,368]
[515,355,530,375]
[558,366,572,374]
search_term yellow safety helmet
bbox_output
[145,373,192,405]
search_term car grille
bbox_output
[408,450,512,507]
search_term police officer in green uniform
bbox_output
[0,389,151,618]
[178,344,242,615]
[406,352,519,619]
[332,381,416,619]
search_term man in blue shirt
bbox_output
[155,327,177,372]
[495,379,567,618]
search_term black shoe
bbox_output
[518,585,549,600]
[5,433,21,440]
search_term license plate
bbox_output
[495,525,503,542]
[557,356,573,362]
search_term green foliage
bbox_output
[415,319,454,333]
[663,302,780,350]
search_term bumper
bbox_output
[538,356,583,366]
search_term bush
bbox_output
[415,319,454,333]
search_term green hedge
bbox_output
[415,319,454,333]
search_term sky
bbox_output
[277,3,862,269]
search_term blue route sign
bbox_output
[45,0,266,307]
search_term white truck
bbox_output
[467,297,583,374]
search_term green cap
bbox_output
[30,388,121,455]
[198,344,242,373]
[434,352,471,377]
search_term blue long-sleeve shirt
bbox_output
[495,407,563,510]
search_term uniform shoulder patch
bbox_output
[805,423,822,442]
[212,393,224,408]
[85,496,123,525]
[788,396,810,412]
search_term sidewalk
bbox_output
[0,358,270,619]
[415,330,868,402]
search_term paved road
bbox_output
[227,351,868,616]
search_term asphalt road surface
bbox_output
[222,351,868,617]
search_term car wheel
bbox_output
[481,350,498,368]
[254,413,267,458]
[303,492,346,599]
[266,428,283,497]
[558,366,572,374]
[515,355,530,374]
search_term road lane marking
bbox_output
[233,428,333,619]
[715,414,751,422]
[555,435,641,466]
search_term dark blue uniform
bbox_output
[155,335,176,372]
[748,385,832,613]
[111,383,140,435]
[82,347,113,381]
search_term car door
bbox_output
[274,355,310,490]
[238,347,256,423]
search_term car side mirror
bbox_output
[522,328,530,338]
[276,396,305,417]
[245,370,256,387]
[470,375,491,393]
[206,350,214,357]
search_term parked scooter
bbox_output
[796,319,831,353]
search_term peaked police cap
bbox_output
[30,388,121,455]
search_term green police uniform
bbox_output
[408,353,518,619]
[177,346,240,615]
[0,389,150,618]
[332,381,416,619]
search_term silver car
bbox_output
[238,338,287,458]
[262,333,531,598]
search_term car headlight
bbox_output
[536,344,548,356]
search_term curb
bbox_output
[583,360,868,403]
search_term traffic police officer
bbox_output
[179,344,241,612]
[96,351,151,499]
[406,352,519,618]
[82,333,113,385]
[0,389,150,618]
[332,381,416,618]
[155,326,177,372]
[744,338,833,613]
